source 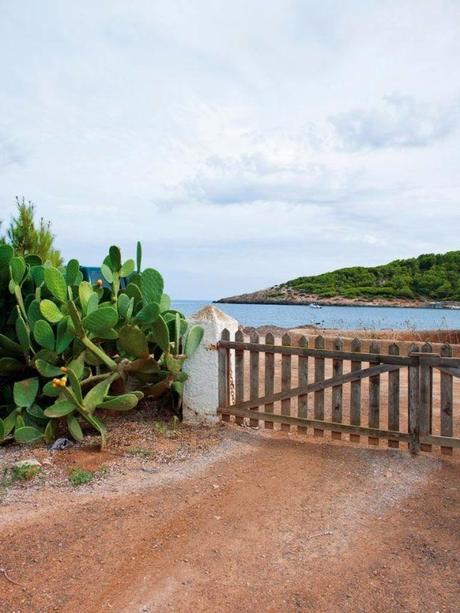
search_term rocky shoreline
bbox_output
[215,287,460,310]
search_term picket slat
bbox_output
[264,333,275,430]
[350,338,361,443]
[297,336,308,434]
[314,336,325,437]
[249,331,260,427]
[368,341,380,446]
[388,343,400,448]
[331,338,344,440]
[281,333,292,431]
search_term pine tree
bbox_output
[3,197,62,266]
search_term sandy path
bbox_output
[2,428,459,613]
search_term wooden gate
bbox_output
[217,330,460,455]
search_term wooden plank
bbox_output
[331,338,343,440]
[407,355,460,368]
[297,336,308,434]
[218,406,412,441]
[229,363,400,412]
[419,434,460,449]
[234,329,245,426]
[264,332,275,430]
[219,328,230,421]
[437,366,460,378]
[388,343,400,448]
[440,343,453,455]
[249,331,260,427]
[218,341,419,365]
[281,333,291,431]
[350,338,361,443]
[420,343,433,452]
[314,336,325,437]
[408,343,420,454]
[368,341,380,446]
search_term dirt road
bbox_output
[2,428,459,612]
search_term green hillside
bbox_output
[283,251,460,301]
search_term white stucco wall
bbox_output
[183,305,239,424]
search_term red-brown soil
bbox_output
[1,423,459,612]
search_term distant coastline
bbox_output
[215,291,460,310]
[216,251,460,310]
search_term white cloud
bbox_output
[330,94,459,150]
[0,0,459,298]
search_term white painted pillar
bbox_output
[183,305,239,424]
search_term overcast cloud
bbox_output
[0,0,459,298]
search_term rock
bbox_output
[49,438,74,451]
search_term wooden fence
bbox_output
[217,331,460,455]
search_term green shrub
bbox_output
[68,467,93,486]
[11,463,41,481]
[0,242,203,448]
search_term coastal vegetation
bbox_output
[283,251,460,301]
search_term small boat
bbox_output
[309,303,322,309]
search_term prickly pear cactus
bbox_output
[0,241,203,448]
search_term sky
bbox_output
[0,0,459,299]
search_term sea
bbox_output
[172,300,460,331]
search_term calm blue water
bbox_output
[172,300,460,330]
